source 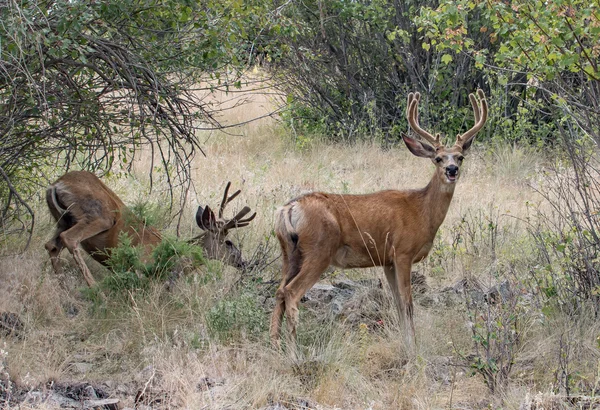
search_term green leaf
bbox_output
[441,54,453,64]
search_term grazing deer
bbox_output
[270,90,488,349]
[45,171,256,287]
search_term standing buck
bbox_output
[271,90,487,349]
[45,171,256,287]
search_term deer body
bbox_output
[280,184,454,270]
[46,172,161,264]
[271,89,488,349]
[45,171,255,288]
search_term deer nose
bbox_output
[446,165,459,176]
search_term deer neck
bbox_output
[420,170,456,236]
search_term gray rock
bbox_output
[72,362,94,374]
[84,398,120,409]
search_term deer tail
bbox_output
[46,184,67,215]
[275,202,304,285]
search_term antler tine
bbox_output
[236,211,257,225]
[407,92,441,147]
[456,89,488,147]
[223,206,253,230]
[406,92,417,119]
[218,182,231,218]
[469,93,480,124]
[218,182,242,218]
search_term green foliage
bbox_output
[205,286,267,342]
[523,135,600,316]
[418,0,600,81]
[150,236,205,280]
[99,233,206,295]
[417,0,600,148]
[105,233,147,278]
[272,0,599,150]
[127,201,165,230]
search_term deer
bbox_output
[45,171,256,287]
[270,89,487,350]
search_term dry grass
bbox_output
[1,85,599,410]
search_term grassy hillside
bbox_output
[1,88,599,409]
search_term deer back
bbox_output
[278,189,442,268]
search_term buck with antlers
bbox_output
[45,171,256,287]
[271,89,488,349]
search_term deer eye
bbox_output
[435,157,442,163]
[457,156,464,162]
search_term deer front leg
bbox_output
[384,257,416,347]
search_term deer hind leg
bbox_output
[45,234,66,275]
[384,259,416,347]
[281,250,333,356]
[270,230,305,349]
[59,218,114,287]
[270,236,291,349]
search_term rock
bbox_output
[259,404,288,410]
[484,280,511,304]
[84,398,120,409]
[332,278,360,290]
[302,283,337,304]
[72,362,94,374]
[196,377,224,392]
[116,384,130,395]
[411,271,428,294]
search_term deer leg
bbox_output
[271,230,305,350]
[271,282,286,350]
[59,218,114,287]
[386,258,416,347]
[45,234,66,275]
[270,243,290,350]
[282,255,332,356]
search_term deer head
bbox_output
[402,89,488,185]
[193,182,256,269]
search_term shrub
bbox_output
[99,233,206,295]
[526,134,600,316]
[205,287,267,342]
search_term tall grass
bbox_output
[2,88,599,409]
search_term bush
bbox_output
[462,276,529,393]
[99,233,206,295]
[205,286,267,342]
[526,134,600,316]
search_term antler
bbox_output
[218,181,257,230]
[455,89,488,147]
[407,92,441,148]
[219,181,242,219]
[223,206,257,230]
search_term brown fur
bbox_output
[45,171,255,287]
[270,90,488,350]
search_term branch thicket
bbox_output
[0,0,279,246]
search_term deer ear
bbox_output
[196,205,216,231]
[402,134,435,158]
[460,134,476,153]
